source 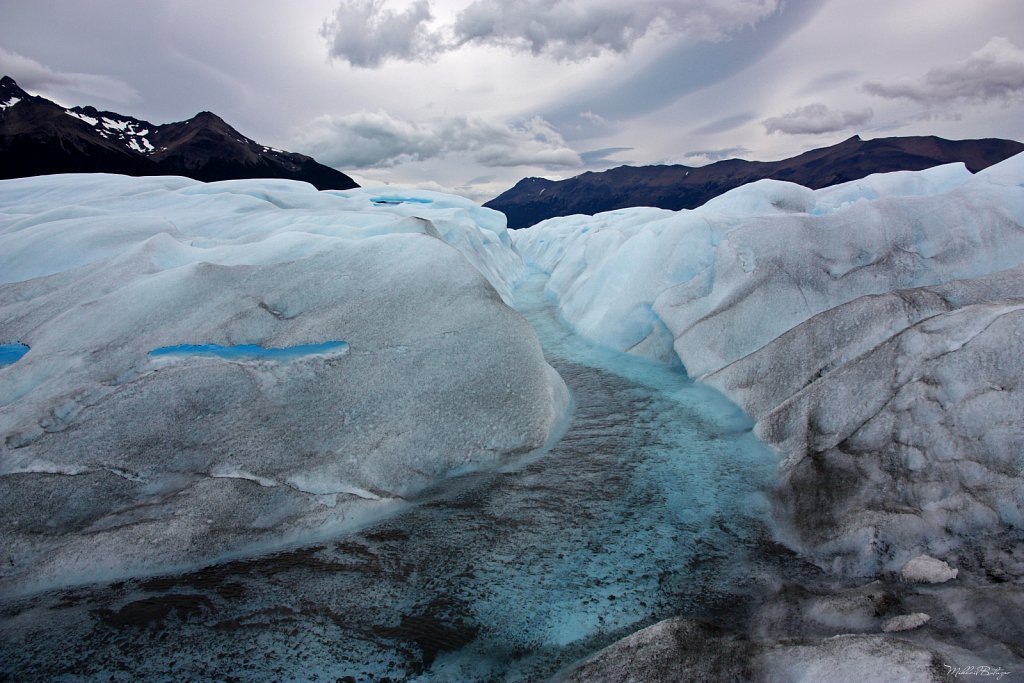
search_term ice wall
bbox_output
[0,175,568,595]
[514,156,1024,577]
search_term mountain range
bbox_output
[0,76,357,190]
[4,74,1023,225]
[485,134,1024,228]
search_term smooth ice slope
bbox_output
[0,174,568,595]
[514,156,1024,577]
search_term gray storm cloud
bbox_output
[762,103,873,135]
[293,110,582,169]
[321,0,781,67]
[864,36,1024,106]
[320,0,440,68]
[450,0,779,60]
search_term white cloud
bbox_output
[321,0,781,67]
[0,48,139,104]
[293,110,581,169]
[762,103,873,135]
[864,37,1024,106]
[678,146,752,164]
[320,0,440,68]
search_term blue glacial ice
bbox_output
[0,343,29,367]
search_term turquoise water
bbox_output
[149,341,348,361]
[0,343,29,367]
[371,196,434,205]
[0,272,781,681]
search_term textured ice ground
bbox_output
[514,155,1024,578]
[556,617,954,683]
[0,174,568,596]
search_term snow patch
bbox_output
[881,613,930,633]
[101,117,129,131]
[65,109,98,126]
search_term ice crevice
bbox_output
[206,470,393,501]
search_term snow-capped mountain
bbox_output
[0,76,358,190]
[486,134,1024,228]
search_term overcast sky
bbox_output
[2,0,1023,200]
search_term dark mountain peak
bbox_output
[1,76,40,107]
[486,134,1024,229]
[1,75,28,97]
[512,176,555,189]
[188,110,229,126]
[162,110,242,142]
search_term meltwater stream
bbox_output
[0,272,781,682]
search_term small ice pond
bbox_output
[371,197,434,205]
[0,343,29,367]
[149,341,349,361]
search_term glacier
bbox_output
[2,158,1023,679]
[514,155,1024,579]
[0,174,569,596]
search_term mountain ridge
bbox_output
[485,134,1024,228]
[0,76,358,190]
